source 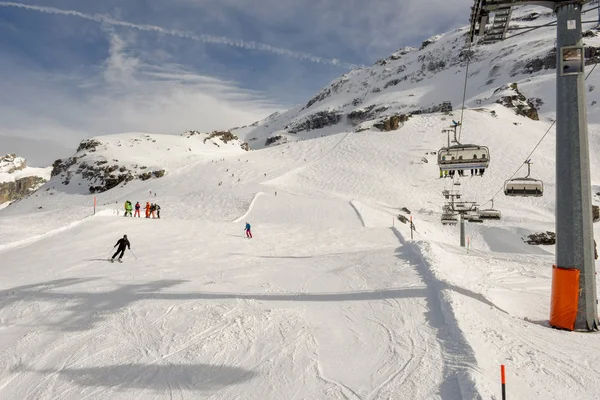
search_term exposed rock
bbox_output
[347,105,389,125]
[203,130,238,144]
[495,83,540,121]
[520,48,556,75]
[524,231,556,245]
[53,154,165,194]
[373,114,410,131]
[265,135,283,146]
[397,214,409,224]
[400,207,412,214]
[76,139,102,153]
[420,35,441,50]
[593,205,599,222]
[52,157,78,177]
[287,111,343,134]
[184,130,248,151]
[411,102,453,116]
[0,176,46,204]
[0,154,26,173]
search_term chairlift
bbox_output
[479,199,502,220]
[504,160,543,197]
[441,212,458,225]
[437,121,490,172]
[466,213,484,223]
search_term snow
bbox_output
[2,5,600,399]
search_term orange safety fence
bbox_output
[549,265,580,331]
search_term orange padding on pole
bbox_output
[501,365,506,384]
[549,265,580,331]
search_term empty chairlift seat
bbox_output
[504,160,543,197]
[438,145,490,171]
[441,213,458,225]
[504,178,543,197]
[479,208,501,220]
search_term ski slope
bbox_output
[1,104,600,399]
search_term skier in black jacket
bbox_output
[111,234,131,263]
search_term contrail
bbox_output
[0,1,362,69]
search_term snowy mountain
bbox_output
[1,5,600,400]
[48,130,248,195]
[0,153,51,209]
[234,6,600,149]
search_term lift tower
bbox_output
[470,0,598,331]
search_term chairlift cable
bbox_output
[504,4,599,41]
[480,61,599,207]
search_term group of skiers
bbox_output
[124,200,161,219]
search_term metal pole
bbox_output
[460,214,466,247]
[555,3,599,331]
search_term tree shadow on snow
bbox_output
[0,277,428,332]
[21,363,255,392]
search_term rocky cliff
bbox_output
[0,154,50,205]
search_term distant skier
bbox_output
[245,222,252,239]
[124,201,133,217]
[111,234,131,263]
[134,202,141,217]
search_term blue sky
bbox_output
[0,0,472,165]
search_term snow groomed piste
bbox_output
[2,4,600,399]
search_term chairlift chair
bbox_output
[478,199,501,220]
[466,213,484,223]
[437,122,490,172]
[504,160,543,197]
[438,145,491,171]
[441,212,458,225]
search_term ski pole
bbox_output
[129,249,138,260]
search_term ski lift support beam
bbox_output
[469,0,598,332]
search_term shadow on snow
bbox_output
[20,363,255,392]
[0,278,427,332]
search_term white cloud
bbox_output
[0,31,282,163]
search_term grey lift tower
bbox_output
[470,0,598,331]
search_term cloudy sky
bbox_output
[0,0,472,165]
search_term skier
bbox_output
[145,202,151,218]
[124,201,133,217]
[150,203,157,219]
[156,204,161,219]
[111,234,131,263]
[134,202,141,217]
[245,222,252,239]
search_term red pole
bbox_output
[501,364,506,400]
[93,196,97,215]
